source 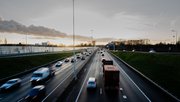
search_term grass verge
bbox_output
[0,52,73,79]
[112,51,180,98]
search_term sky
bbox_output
[0,0,180,45]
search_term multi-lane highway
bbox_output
[0,50,93,102]
[0,49,179,102]
[62,50,179,102]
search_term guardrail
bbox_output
[42,50,96,102]
[0,57,68,84]
[109,51,180,102]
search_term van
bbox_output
[30,67,51,85]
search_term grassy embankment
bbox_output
[112,51,180,98]
[0,52,73,79]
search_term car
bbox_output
[64,58,70,62]
[71,58,76,63]
[87,77,97,89]
[101,58,106,63]
[25,85,46,101]
[0,78,21,91]
[81,56,85,60]
[55,61,63,67]
[149,50,156,53]
[76,54,81,59]
[86,53,89,56]
[101,54,104,56]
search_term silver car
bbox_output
[87,77,97,89]
[0,78,21,91]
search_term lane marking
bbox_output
[41,70,73,102]
[100,88,102,95]
[42,53,93,102]
[17,98,24,102]
[75,56,96,102]
[84,68,87,72]
[107,53,152,102]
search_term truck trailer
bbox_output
[104,65,120,90]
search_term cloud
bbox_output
[0,19,67,37]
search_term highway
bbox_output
[0,49,179,102]
[0,50,93,102]
[62,50,179,102]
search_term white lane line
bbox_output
[75,60,94,102]
[21,81,30,86]
[17,98,24,102]
[41,70,73,102]
[100,88,102,95]
[107,53,152,102]
[123,95,127,99]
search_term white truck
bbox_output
[30,67,55,85]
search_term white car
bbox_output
[87,77,97,89]
[149,50,156,53]
[55,61,63,67]
[0,78,21,91]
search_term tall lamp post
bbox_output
[171,30,178,44]
[171,30,178,51]
[72,0,77,80]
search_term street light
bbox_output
[72,0,77,80]
[171,30,178,45]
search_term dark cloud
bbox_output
[0,19,67,37]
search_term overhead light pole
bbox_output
[171,29,178,51]
[171,30,178,45]
[72,0,77,80]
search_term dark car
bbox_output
[64,58,70,62]
[71,58,76,63]
[76,54,81,59]
[81,56,85,60]
[101,54,104,56]
[25,85,46,101]
[55,61,63,67]
[0,78,21,92]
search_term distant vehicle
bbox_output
[81,56,85,60]
[104,65,119,90]
[87,77,97,89]
[71,58,76,63]
[0,78,21,91]
[101,54,104,56]
[55,61,63,67]
[64,58,70,62]
[86,53,89,56]
[76,54,81,59]
[132,49,135,52]
[101,58,106,63]
[30,67,54,85]
[149,50,156,53]
[25,85,46,101]
[102,60,113,73]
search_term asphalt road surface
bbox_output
[0,51,93,102]
[0,49,179,102]
[63,50,179,102]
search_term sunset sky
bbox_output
[0,0,180,45]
